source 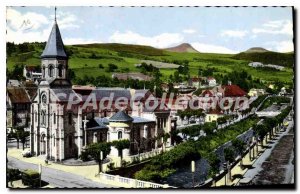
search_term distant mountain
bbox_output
[164,43,199,53]
[244,47,270,53]
[233,47,294,67]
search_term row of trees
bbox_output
[8,127,30,150]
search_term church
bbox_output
[29,17,174,162]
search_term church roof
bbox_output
[109,111,133,122]
[86,118,108,131]
[41,22,67,59]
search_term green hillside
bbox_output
[232,51,294,67]
[6,42,294,86]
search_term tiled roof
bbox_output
[51,88,81,102]
[91,88,131,101]
[132,116,155,124]
[109,111,133,122]
[223,84,247,97]
[41,22,67,59]
[200,90,214,97]
[7,87,31,104]
[86,118,108,131]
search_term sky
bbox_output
[6,6,294,54]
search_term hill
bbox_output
[244,47,270,53]
[6,42,293,85]
[232,50,294,67]
[164,43,199,53]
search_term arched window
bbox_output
[118,131,123,139]
[41,110,46,125]
[49,65,54,77]
[42,67,45,77]
[58,64,63,77]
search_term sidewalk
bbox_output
[7,148,113,186]
[215,120,292,187]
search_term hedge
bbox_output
[22,169,40,188]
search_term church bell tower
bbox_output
[40,8,68,82]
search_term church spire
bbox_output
[54,6,57,22]
[41,8,67,59]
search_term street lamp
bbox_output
[191,160,195,188]
[223,162,227,186]
[39,164,42,187]
[99,151,103,173]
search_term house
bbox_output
[205,109,223,122]
[248,88,266,97]
[112,73,153,81]
[207,77,217,86]
[23,65,42,82]
[223,84,247,97]
[188,77,202,88]
[248,62,264,68]
[6,87,31,132]
[7,79,21,87]
[29,18,172,162]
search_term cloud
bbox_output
[64,38,101,45]
[220,30,248,38]
[7,7,50,31]
[191,42,238,54]
[6,25,52,43]
[183,29,197,34]
[252,20,293,36]
[55,12,81,30]
[109,31,184,48]
[6,8,83,43]
[265,40,294,53]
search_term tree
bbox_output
[112,139,130,163]
[252,124,268,147]
[224,147,235,164]
[231,138,245,156]
[108,63,118,72]
[11,127,29,150]
[207,153,221,176]
[98,64,104,69]
[86,142,111,173]
[231,138,245,167]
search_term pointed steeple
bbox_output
[41,11,67,59]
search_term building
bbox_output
[23,65,42,82]
[188,77,202,88]
[248,62,264,68]
[112,73,153,81]
[30,18,172,162]
[207,77,217,87]
[248,88,265,97]
[7,87,31,132]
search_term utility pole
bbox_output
[99,151,103,173]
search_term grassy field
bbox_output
[7,43,294,84]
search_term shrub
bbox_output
[79,151,90,162]
[21,169,40,188]
[7,168,21,182]
[107,162,115,170]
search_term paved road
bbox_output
[7,156,115,188]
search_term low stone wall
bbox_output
[98,172,175,188]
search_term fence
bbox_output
[98,173,175,188]
[127,147,164,162]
